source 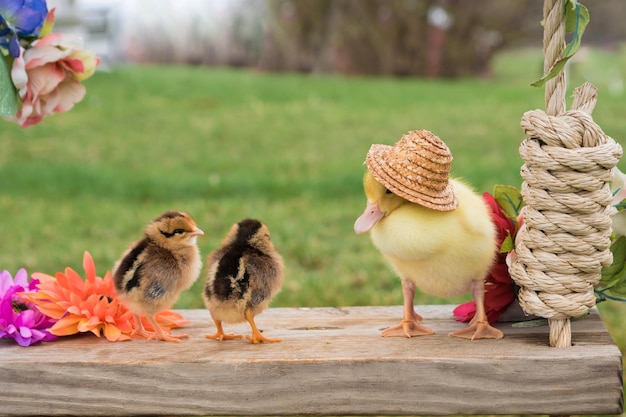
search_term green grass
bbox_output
[2,47,626,355]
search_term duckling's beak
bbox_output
[354,202,385,234]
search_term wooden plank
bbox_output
[0,305,622,416]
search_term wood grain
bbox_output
[0,305,622,416]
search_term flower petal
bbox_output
[49,315,81,336]
[82,251,96,284]
[103,323,123,341]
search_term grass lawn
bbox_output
[2,47,626,402]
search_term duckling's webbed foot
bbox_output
[449,320,503,340]
[382,279,435,337]
[381,319,436,338]
[449,279,504,340]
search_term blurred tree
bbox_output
[258,0,542,77]
[108,0,625,78]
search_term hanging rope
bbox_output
[509,0,623,347]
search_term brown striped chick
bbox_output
[203,219,284,344]
[113,211,204,342]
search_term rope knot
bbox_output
[510,84,622,322]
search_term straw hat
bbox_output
[365,130,458,211]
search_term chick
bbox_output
[113,211,204,342]
[354,130,502,340]
[203,219,284,344]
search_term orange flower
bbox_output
[21,251,188,341]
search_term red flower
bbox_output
[453,192,517,324]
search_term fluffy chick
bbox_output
[113,211,204,342]
[355,171,502,340]
[203,219,284,344]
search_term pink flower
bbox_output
[6,32,99,128]
[0,268,57,346]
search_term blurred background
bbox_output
[52,0,626,77]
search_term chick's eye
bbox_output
[385,188,393,194]
[174,228,185,235]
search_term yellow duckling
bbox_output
[355,130,502,340]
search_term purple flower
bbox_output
[0,0,48,57]
[0,268,56,346]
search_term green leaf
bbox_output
[40,9,56,38]
[531,0,589,88]
[605,267,626,297]
[512,318,549,328]
[500,235,515,254]
[599,236,626,288]
[0,56,18,117]
[493,184,524,219]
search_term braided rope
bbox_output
[509,0,623,347]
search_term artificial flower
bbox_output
[1,5,99,127]
[6,30,99,127]
[22,251,188,341]
[453,192,517,324]
[0,268,56,346]
[0,0,48,57]
[22,251,135,341]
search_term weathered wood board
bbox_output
[0,305,622,416]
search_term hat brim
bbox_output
[365,144,458,211]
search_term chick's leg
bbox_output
[145,314,189,342]
[245,310,282,344]
[382,279,435,338]
[449,280,503,340]
[205,318,242,341]
[131,313,156,339]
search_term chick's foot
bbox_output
[246,329,282,344]
[205,320,243,341]
[147,316,188,342]
[449,320,503,340]
[381,319,436,338]
[245,311,282,344]
[153,333,189,342]
[132,315,187,342]
[205,332,243,342]
[135,327,188,342]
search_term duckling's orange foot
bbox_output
[246,331,282,344]
[381,319,436,338]
[449,320,503,340]
[206,332,243,342]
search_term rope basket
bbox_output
[509,0,623,347]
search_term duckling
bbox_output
[354,130,502,340]
[203,219,284,344]
[113,211,204,342]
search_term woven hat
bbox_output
[365,130,458,211]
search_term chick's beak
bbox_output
[354,202,385,234]
[191,228,205,237]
